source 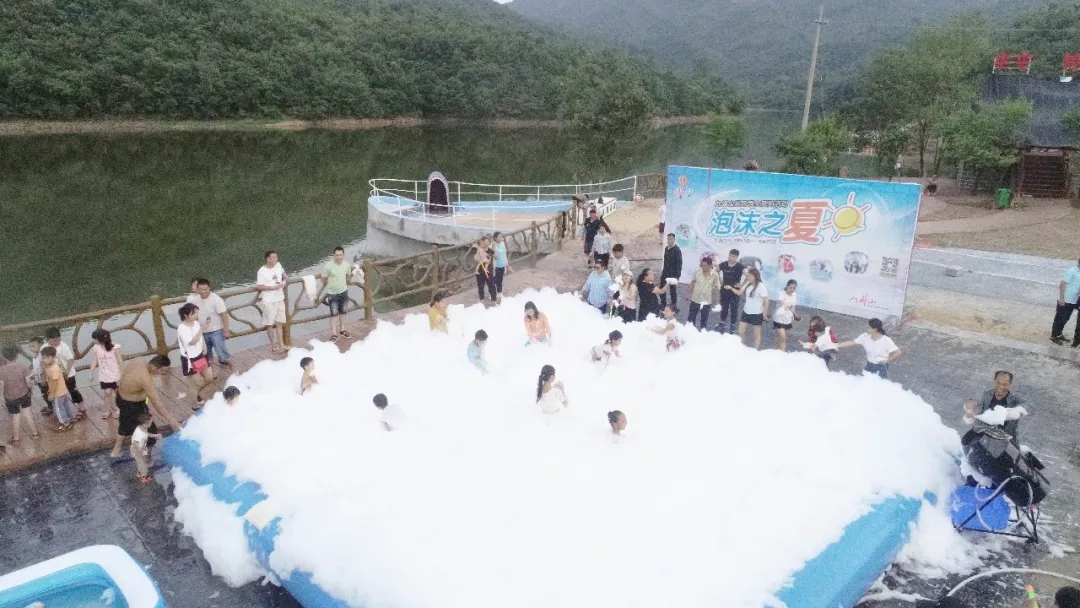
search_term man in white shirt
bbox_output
[256,250,288,353]
[373,393,405,431]
[187,278,232,370]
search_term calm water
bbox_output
[0,114,798,325]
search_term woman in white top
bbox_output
[615,271,638,324]
[89,328,123,419]
[650,304,681,351]
[772,279,799,352]
[177,302,216,410]
[536,364,568,415]
[730,268,769,349]
[837,318,902,379]
[800,316,839,368]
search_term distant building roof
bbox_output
[983,74,1080,149]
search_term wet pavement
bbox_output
[1,293,1077,608]
[0,454,300,608]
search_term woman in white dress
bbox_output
[536,364,568,415]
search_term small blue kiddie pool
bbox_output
[0,545,166,608]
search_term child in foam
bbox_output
[523,301,551,345]
[608,410,627,442]
[300,357,318,395]
[468,330,489,373]
[651,304,682,351]
[591,331,623,363]
[224,386,241,406]
[373,393,406,431]
[536,364,568,415]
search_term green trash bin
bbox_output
[996,188,1011,208]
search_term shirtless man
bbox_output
[110,355,179,460]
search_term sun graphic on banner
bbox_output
[822,192,872,242]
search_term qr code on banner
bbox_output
[880,256,899,279]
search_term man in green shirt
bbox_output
[320,246,352,341]
[687,256,720,329]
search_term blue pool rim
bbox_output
[164,435,932,608]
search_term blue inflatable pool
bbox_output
[0,545,166,608]
[164,435,930,607]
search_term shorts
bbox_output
[658,222,665,235]
[741,312,764,326]
[772,321,793,330]
[181,353,208,377]
[261,299,286,326]
[5,395,30,415]
[325,291,348,316]
[117,396,154,437]
[100,381,119,390]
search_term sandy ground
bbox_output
[922,208,1080,260]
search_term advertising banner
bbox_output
[666,166,922,321]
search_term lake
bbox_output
[0,113,799,325]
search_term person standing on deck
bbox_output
[319,247,352,342]
[0,345,38,447]
[659,234,682,309]
[186,279,233,370]
[492,232,513,300]
[177,303,216,410]
[45,327,86,420]
[592,224,613,268]
[582,208,609,267]
[109,355,179,462]
[1050,257,1080,347]
[472,236,498,305]
[714,249,746,334]
[256,251,288,354]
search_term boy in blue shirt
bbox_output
[467,330,488,373]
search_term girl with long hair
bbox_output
[524,301,552,345]
[89,328,123,419]
[837,318,902,379]
[536,364,568,414]
[729,268,769,349]
[615,270,638,323]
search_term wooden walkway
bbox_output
[0,322,376,475]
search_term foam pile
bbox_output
[174,288,974,607]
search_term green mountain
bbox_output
[0,0,735,120]
[507,0,1052,110]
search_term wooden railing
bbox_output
[0,212,569,374]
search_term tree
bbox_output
[844,14,992,175]
[775,118,852,176]
[1063,105,1080,139]
[702,114,746,167]
[938,98,1032,191]
[872,125,912,175]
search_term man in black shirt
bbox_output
[582,207,610,267]
[660,233,682,308]
[715,248,746,333]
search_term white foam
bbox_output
[171,470,266,586]
[176,288,971,608]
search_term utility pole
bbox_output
[801,5,827,132]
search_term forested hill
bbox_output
[508,0,1050,110]
[0,0,736,120]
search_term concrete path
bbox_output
[906,246,1079,359]
[916,206,1072,235]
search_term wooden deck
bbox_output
[0,322,376,475]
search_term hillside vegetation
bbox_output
[0,0,737,120]
[508,0,1052,109]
